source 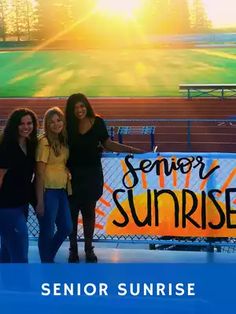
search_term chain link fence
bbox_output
[28,152,236,252]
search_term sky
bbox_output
[197,0,236,28]
[26,0,236,29]
[96,0,236,29]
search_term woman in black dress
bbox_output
[65,93,143,263]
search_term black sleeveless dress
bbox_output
[68,116,109,204]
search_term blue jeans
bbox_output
[38,189,72,263]
[0,206,28,263]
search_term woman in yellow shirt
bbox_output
[36,107,72,263]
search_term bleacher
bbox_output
[179,83,236,99]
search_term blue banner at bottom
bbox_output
[0,263,235,314]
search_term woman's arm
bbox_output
[103,138,144,153]
[35,162,46,217]
[0,168,7,189]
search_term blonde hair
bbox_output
[43,107,67,156]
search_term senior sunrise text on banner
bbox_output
[86,153,236,238]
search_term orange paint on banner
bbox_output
[185,170,191,188]
[200,160,218,190]
[104,183,114,193]
[105,190,236,237]
[95,207,106,217]
[100,197,111,207]
[158,157,164,188]
[141,171,147,189]
[217,168,236,197]
[120,159,132,187]
[172,156,177,187]
[95,223,104,230]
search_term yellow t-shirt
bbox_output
[36,136,69,189]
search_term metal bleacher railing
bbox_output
[107,125,156,150]
[179,83,236,99]
[105,118,236,152]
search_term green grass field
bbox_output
[0,48,236,97]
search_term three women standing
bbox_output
[0,96,142,264]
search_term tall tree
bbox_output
[9,0,37,41]
[190,0,212,32]
[13,0,21,41]
[138,0,191,35]
[36,0,77,40]
[24,0,38,40]
[0,0,7,41]
[36,0,59,39]
[168,0,190,34]
[139,0,164,34]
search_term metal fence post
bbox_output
[150,132,155,151]
[110,126,114,141]
[187,120,191,151]
[118,131,123,143]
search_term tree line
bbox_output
[143,0,211,35]
[0,0,212,42]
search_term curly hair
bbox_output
[1,108,38,155]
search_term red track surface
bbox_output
[0,97,235,119]
[0,97,235,152]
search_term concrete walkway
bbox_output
[29,241,236,264]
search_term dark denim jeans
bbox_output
[38,189,72,263]
[0,206,28,263]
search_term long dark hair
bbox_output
[65,93,95,145]
[1,108,38,156]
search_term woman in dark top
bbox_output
[0,108,38,263]
[65,93,143,263]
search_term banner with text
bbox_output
[88,153,236,238]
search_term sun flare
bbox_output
[96,0,142,19]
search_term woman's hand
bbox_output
[67,170,72,181]
[131,147,145,154]
[36,202,44,217]
[0,176,4,190]
[35,161,46,217]
[0,168,7,189]
[103,138,146,154]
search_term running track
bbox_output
[0,97,235,119]
[0,97,235,152]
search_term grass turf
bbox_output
[0,48,236,97]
